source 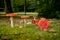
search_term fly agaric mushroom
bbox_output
[21,15,29,26]
[38,17,50,30]
[31,16,39,24]
[31,19,39,24]
[6,13,17,27]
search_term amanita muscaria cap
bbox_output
[21,15,29,19]
[6,13,17,16]
[31,19,39,24]
[38,18,50,29]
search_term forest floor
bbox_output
[0,17,60,40]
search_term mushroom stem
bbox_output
[24,19,26,24]
[23,19,26,26]
[10,16,14,27]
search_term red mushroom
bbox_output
[38,18,50,30]
[6,13,17,27]
[21,15,29,26]
[31,16,39,24]
[31,19,39,24]
[6,13,17,16]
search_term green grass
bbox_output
[0,12,6,14]
[0,24,60,40]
